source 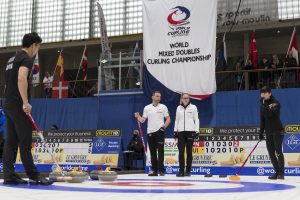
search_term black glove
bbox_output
[259,133,264,140]
[174,132,178,139]
[159,127,165,132]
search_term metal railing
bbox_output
[216,67,300,91]
[97,50,143,93]
[0,66,299,99]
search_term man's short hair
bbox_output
[22,32,42,48]
[152,91,161,96]
[260,86,271,94]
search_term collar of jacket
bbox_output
[181,101,191,109]
[152,103,159,107]
[261,95,275,105]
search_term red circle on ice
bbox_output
[101,182,194,187]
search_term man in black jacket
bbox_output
[259,86,285,180]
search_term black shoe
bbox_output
[3,176,28,185]
[176,172,184,177]
[159,172,165,176]
[185,172,191,177]
[148,171,158,176]
[13,173,25,181]
[268,174,278,180]
[277,174,285,180]
[29,176,53,185]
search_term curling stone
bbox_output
[49,168,68,182]
[66,170,88,183]
[219,174,228,178]
[98,167,118,182]
[204,174,213,178]
[90,170,102,180]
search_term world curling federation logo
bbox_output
[167,6,190,26]
[167,6,191,37]
[94,138,106,151]
[285,134,300,150]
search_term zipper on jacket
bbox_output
[184,107,186,131]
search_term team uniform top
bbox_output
[174,103,199,133]
[5,50,33,106]
[142,103,169,134]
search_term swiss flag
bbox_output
[249,31,258,69]
[52,81,69,99]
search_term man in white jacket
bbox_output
[174,93,199,177]
[135,91,171,176]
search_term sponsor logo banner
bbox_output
[15,129,121,172]
[146,125,300,175]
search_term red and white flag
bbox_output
[81,46,88,80]
[32,53,40,86]
[288,27,298,65]
[249,31,258,69]
[52,81,69,99]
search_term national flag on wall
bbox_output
[81,46,88,80]
[288,27,298,65]
[287,27,299,82]
[249,31,258,69]
[56,50,64,81]
[32,53,40,86]
[52,81,69,99]
[218,33,227,70]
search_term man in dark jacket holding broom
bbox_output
[259,86,285,180]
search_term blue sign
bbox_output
[13,164,106,172]
[92,137,120,154]
[145,166,300,176]
[283,134,300,153]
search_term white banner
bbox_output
[143,0,217,99]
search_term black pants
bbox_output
[266,133,285,175]
[178,131,194,173]
[45,88,52,99]
[3,104,39,179]
[147,130,164,173]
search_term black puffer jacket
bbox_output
[260,95,284,135]
[127,136,144,154]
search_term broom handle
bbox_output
[235,140,260,175]
[27,114,40,132]
[27,114,64,176]
[137,119,147,153]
